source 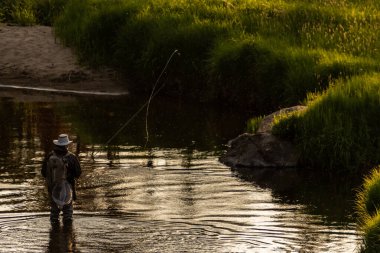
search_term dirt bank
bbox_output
[0,24,127,101]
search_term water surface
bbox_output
[0,96,361,252]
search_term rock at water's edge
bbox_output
[220,106,306,168]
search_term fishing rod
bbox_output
[96,49,180,154]
[144,49,180,147]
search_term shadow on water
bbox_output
[232,166,362,223]
[59,95,250,150]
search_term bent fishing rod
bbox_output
[95,49,180,154]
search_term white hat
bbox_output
[53,134,73,146]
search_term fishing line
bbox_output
[97,49,180,153]
[144,49,180,147]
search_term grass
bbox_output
[0,0,66,25]
[49,0,380,111]
[246,115,264,134]
[361,212,380,252]
[2,0,379,110]
[0,0,380,106]
[356,167,380,252]
[272,74,380,175]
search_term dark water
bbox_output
[0,95,361,252]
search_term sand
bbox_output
[0,24,127,100]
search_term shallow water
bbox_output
[0,96,361,252]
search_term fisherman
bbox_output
[41,134,81,224]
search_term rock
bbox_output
[220,106,306,168]
[220,133,300,167]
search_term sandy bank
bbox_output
[0,24,128,100]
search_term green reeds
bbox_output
[356,167,380,252]
[50,0,380,109]
[2,0,380,127]
[0,0,66,25]
[247,115,263,134]
[272,73,380,174]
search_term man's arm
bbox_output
[69,153,81,178]
[41,155,48,178]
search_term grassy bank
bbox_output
[2,0,379,111]
[270,74,380,175]
[48,0,380,111]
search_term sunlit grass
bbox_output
[356,168,380,252]
[357,168,380,219]
[0,0,65,25]
[48,0,380,109]
[361,212,380,252]
[272,73,380,174]
[246,115,263,134]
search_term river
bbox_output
[0,95,361,252]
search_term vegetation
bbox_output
[2,0,379,111]
[47,0,380,111]
[356,167,380,252]
[0,0,65,25]
[246,115,263,134]
[271,74,380,174]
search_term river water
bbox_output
[0,95,362,252]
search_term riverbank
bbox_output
[0,24,127,101]
[52,0,380,112]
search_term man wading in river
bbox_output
[41,134,81,224]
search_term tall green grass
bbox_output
[272,73,380,174]
[0,0,66,25]
[52,0,380,110]
[2,0,379,109]
[356,167,380,252]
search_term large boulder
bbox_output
[220,106,306,168]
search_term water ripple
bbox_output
[0,147,361,252]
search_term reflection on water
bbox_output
[48,223,79,253]
[0,97,361,252]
